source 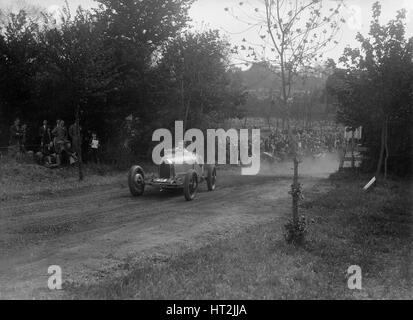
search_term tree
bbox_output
[0,9,41,123]
[94,0,194,120]
[89,0,196,158]
[329,2,413,178]
[38,5,121,179]
[226,0,345,241]
[158,30,247,131]
[0,1,247,170]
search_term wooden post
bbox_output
[351,130,355,169]
[339,139,347,171]
[292,155,299,225]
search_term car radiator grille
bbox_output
[159,163,171,179]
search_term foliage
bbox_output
[225,0,345,241]
[284,215,313,245]
[225,0,345,104]
[327,2,413,176]
[158,30,247,130]
[0,1,246,160]
[240,62,333,123]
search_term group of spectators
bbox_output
[8,117,345,166]
[8,118,101,167]
[261,127,344,160]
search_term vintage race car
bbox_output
[128,148,216,201]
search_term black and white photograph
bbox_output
[0,0,412,304]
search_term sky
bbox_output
[1,0,412,66]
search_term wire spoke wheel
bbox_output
[128,166,145,196]
[184,170,198,201]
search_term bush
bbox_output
[284,215,314,245]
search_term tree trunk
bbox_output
[384,118,389,179]
[184,98,191,133]
[376,120,386,177]
[292,155,299,225]
[76,105,83,181]
[339,141,346,171]
[181,78,189,133]
[351,131,355,169]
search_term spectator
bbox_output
[52,119,60,150]
[52,119,70,165]
[260,123,344,160]
[89,132,100,164]
[39,120,52,154]
[9,118,22,157]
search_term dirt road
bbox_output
[0,159,335,299]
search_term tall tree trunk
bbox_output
[292,155,299,225]
[376,120,386,177]
[181,78,188,132]
[384,118,389,179]
[287,108,300,228]
[184,98,191,133]
[351,131,355,169]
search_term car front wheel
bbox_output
[128,165,145,196]
[184,169,198,201]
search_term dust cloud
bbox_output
[258,152,340,179]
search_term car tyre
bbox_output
[206,165,216,191]
[128,165,145,196]
[184,169,198,201]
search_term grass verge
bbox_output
[66,173,412,299]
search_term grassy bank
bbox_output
[67,174,412,299]
[0,158,127,201]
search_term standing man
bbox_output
[89,132,100,164]
[52,119,69,165]
[39,120,52,154]
[52,119,61,151]
[9,118,22,158]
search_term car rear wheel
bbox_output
[184,170,198,201]
[128,165,145,196]
[206,165,216,191]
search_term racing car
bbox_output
[128,148,216,201]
